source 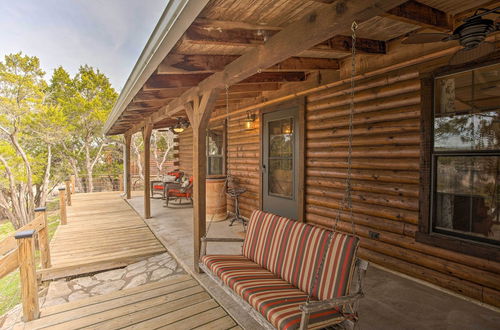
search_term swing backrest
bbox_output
[243,210,359,300]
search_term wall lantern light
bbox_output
[242,111,256,130]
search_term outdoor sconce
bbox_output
[242,111,256,130]
[173,117,190,133]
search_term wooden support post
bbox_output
[34,207,51,269]
[65,180,72,206]
[189,90,219,272]
[118,174,124,192]
[70,175,76,193]
[15,230,40,321]
[58,187,67,225]
[142,123,153,219]
[125,134,132,199]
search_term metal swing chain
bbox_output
[307,21,358,304]
[334,20,357,235]
[204,85,231,239]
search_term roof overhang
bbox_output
[104,0,209,135]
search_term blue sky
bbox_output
[0,0,167,91]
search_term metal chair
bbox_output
[165,176,193,207]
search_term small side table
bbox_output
[226,187,247,227]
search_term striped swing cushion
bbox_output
[242,210,359,300]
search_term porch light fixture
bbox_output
[242,111,256,130]
[173,117,190,133]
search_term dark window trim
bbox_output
[418,54,500,260]
[206,120,227,177]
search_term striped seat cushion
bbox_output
[201,255,345,330]
[243,210,359,300]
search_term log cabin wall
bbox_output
[303,59,500,308]
[225,112,261,218]
[178,127,193,176]
[175,56,500,308]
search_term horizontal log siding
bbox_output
[226,113,260,218]
[176,58,500,307]
[178,127,193,176]
[305,67,500,307]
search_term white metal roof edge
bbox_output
[104,0,209,135]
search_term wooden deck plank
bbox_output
[195,315,238,330]
[122,299,219,329]
[40,275,192,316]
[41,192,166,279]
[18,276,238,330]
[160,307,228,329]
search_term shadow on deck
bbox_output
[40,192,166,281]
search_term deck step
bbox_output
[15,275,241,330]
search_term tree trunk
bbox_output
[39,145,52,207]
[10,133,34,222]
[84,143,93,193]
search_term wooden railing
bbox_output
[0,182,73,322]
[0,208,51,321]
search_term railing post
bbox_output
[58,187,67,225]
[34,207,51,269]
[15,230,40,321]
[65,179,72,206]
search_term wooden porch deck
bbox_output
[40,192,166,280]
[15,275,240,329]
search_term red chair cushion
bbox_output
[201,255,344,330]
[153,185,164,190]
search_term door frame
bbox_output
[259,97,305,222]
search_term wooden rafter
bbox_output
[144,72,305,90]
[157,54,339,74]
[385,0,453,31]
[125,0,407,136]
[184,22,386,54]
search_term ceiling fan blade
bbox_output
[402,33,450,44]
[449,42,497,65]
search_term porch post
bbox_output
[188,89,219,272]
[142,123,153,219]
[124,133,132,199]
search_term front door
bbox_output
[262,107,299,220]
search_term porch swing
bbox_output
[199,22,369,330]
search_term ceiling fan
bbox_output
[402,7,499,65]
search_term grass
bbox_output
[0,201,61,317]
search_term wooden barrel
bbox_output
[206,176,227,221]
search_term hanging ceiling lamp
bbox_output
[172,117,190,133]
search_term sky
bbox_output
[0,0,167,91]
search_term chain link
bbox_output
[307,21,358,303]
[334,21,357,235]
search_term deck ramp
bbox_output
[15,275,240,330]
[41,192,166,280]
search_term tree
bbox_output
[131,130,175,188]
[51,66,117,192]
[0,52,58,228]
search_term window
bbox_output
[206,125,225,176]
[429,62,500,249]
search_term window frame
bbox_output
[417,56,500,260]
[206,120,227,177]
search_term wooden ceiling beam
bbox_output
[385,0,453,31]
[157,54,339,74]
[134,88,191,101]
[126,0,406,135]
[145,72,305,90]
[183,22,386,54]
